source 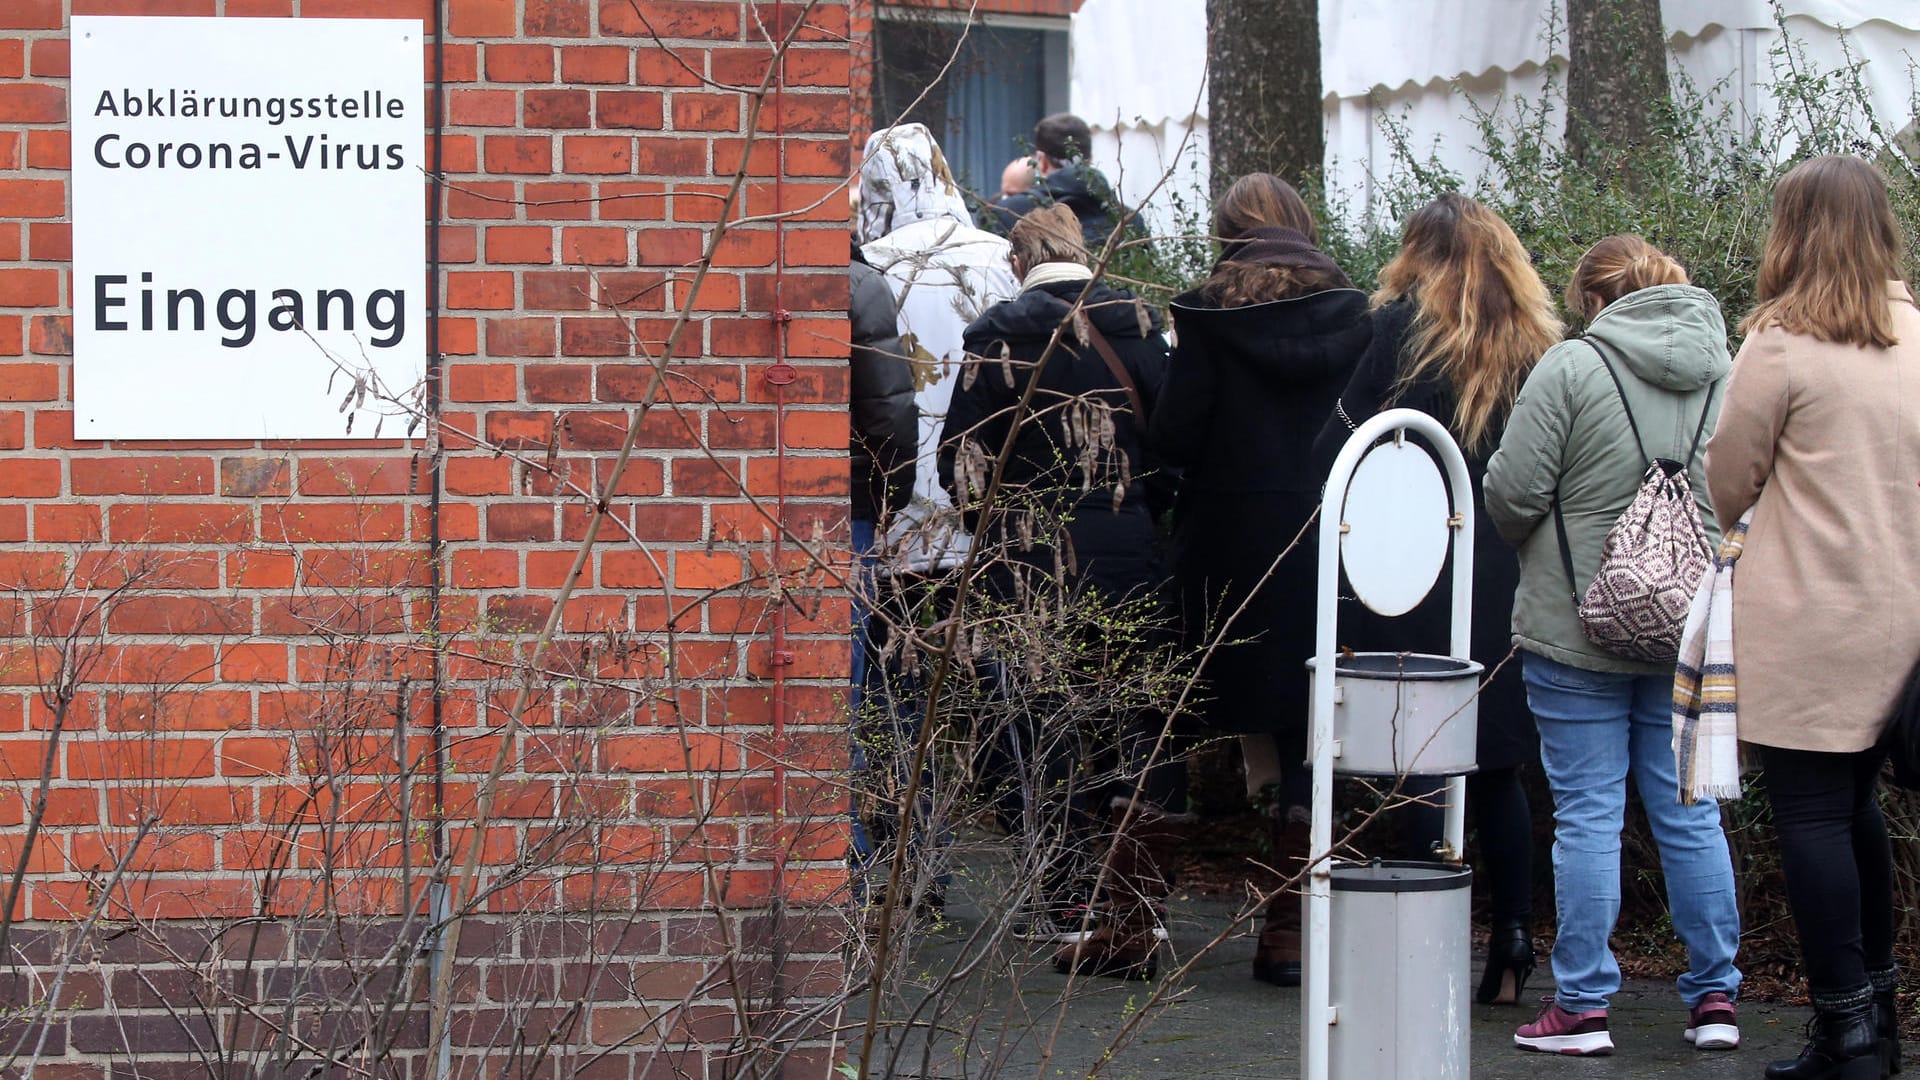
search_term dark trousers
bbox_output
[1758,743,1897,995]
[1402,766,1534,925]
[978,667,1190,909]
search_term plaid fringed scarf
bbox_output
[1672,509,1752,804]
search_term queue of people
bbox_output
[850,116,1919,1078]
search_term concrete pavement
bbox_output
[855,837,1802,1078]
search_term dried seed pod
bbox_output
[1071,309,1091,346]
[1134,297,1153,337]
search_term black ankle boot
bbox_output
[1765,999,1885,1080]
[1476,918,1535,1005]
[1878,987,1902,1076]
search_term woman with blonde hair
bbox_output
[1151,172,1372,987]
[1314,193,1560,1007]
[1486,231,1741,1056]
[1707,155,1920,1080]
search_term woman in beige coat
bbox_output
[1705,154,1920,1080]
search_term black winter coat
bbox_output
[938,278,1170,603]
[1311,299,1534,771]
[982,165,1135,253]
[1152,287,1372,738]
[849,251,917,523]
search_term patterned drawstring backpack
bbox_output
[1552,343,1717,664]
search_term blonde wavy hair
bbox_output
[1374,193,1563,450]
[1743,154,1907,348]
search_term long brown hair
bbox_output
[1200,173,1349,306]
[1743,154,1907,348]
[1375,193,1563,450]
[1566,234,1690,322]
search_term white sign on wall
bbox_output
[72,16,426,440]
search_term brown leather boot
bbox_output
[1053,798,1192,981]
[1251,813,1308,986]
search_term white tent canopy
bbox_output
[1071,0,1920,233]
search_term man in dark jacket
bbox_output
[983,113,1137,255]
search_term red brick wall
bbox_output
[0,1,853,1075]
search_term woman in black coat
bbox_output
[939,234,1169,609]
[1311,193,1565,1005]
[1150,174,1372,987]
[939,205,1182,980]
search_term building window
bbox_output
[871,8,1070,206]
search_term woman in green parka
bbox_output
[1485,235,1741,1057]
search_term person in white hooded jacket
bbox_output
[858,123,1020,572]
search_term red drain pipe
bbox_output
[763,0,797,914]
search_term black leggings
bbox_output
[1758,743,1897,995]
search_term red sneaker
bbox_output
[1685,992,1740,1050]
[1515,999,1614,1056]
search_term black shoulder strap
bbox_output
[1551,497,1581,607]
[1550,338,1621,606]
[1685,382,1717,466]
[1584,336,1647,464]
[1587,335,1718,469]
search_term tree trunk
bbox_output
[1566,0,1671,171]
[1206,0,1323,197]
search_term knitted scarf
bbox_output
[1672,509,1751,804]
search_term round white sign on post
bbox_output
[1340,439,1451,617]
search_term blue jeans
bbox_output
[1523,652,1741,1012]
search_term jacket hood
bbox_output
[1582,284,1731,391]
[966,280,1162,344]
[1171,287,1372,384]
[858,124,973,242]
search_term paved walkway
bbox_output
[858,839,1803,1079]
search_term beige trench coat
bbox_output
[1704,281,1920,753]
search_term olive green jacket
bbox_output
[1484,284,1731,674]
